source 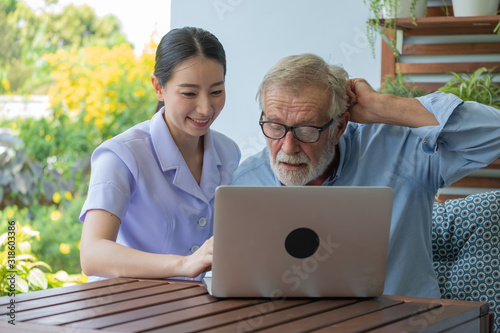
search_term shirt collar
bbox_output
[150,107,182,171]
[324,138,347,185]
[150,107,222,202]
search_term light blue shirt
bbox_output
[80,108,241,282]
[230,92,500,297]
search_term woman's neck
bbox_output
[163,114,205,185]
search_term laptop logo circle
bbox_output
[285,228,320,259]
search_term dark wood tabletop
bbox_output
[0,277,493,332]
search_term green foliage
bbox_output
[0,128,45,208]
[0,222,50,294]
[0,126,89,209]
[364,0,422,57]
[495,10,500,34]
[380,74,429,97]
[12,112,95,166]
[53,4,128,49]
[0,1,159,292]
[28,196,86,274]
[437,67,500,109]
[0,37,157,280]
[0,0,130,94]
[0,41,156,289]
[365,0,385,57]
[43,43,156,143]
[0,221,85,296]
[0,0,20,68]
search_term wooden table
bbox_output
[0,277,493,332]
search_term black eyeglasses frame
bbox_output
[259,115,335,144]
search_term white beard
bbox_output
[270,139,336,186]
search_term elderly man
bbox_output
[230,53,500,297]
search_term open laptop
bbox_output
[203,185,393,298]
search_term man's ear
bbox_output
[335,112,350,142]
[151,75,164,101]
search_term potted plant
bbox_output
[437,67,500,109]
[380,74,430,97]
[365,0,428,56]
[451,0,500,17]
[382,0,428,18]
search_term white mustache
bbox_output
[276,151,310,165]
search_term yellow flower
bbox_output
[64,191,73,201]
[11,122,17,130]
[134,89,145,97]
[50,210,62,221]
[59,243,70,254]
[6,208,14,220]
[44,43,155,135]
[94,117,104,129]
[2,78,10,91]
[52,192,61,204]
[45,134,51,141]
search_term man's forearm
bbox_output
[372,94,439,128]
[347,79,439,127]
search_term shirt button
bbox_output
[197,217,207,227]
[190,245,200,253]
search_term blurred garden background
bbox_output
[0,0,161,295]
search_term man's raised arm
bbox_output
[347,78,439,127]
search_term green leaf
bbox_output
[15,276,29,293]
[11,158,24,174]
[28,268,48,290]
[0,232,7,246]
[437,67,500,109]
[15,264,31,277]
[0,170,13,186]
[29,160,43,179]
[14,172,28,194]
[15,254,36,262]
[28,261,52,272]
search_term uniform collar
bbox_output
[150,107,222,203]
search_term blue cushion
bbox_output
[432,190,500,332]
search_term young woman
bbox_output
[79,27,240,282]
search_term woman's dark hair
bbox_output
[153,27,226,113]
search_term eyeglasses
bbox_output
[259,114,335,143]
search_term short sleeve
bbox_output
[79,147,135,222]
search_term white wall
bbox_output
[170,0,381,159]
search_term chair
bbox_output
[432,190,500,332]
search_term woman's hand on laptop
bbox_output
[182,236,213,278]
